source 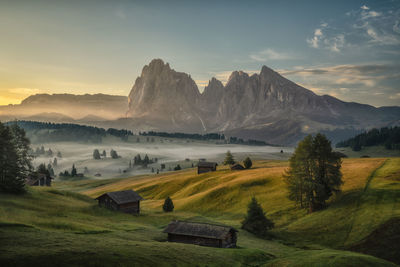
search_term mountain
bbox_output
[127,59,205,132]
[0,93,128,122]
[127,59,400,145]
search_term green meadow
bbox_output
[1,158,399,266]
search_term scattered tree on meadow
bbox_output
[102,150,107,157]
[223,150,235,165]
[243,157,253,169]
[163,196,174,212]
[174,164,181,171]
[110,149,119,159]
[93,149,101,160]
[47,148,53,157]
[0,122,33,193]
[71,164,77,177]
[241,197,274,237]
[284,134,343,212]
[57,151,62,158]
[84,166,89,174]
[53,157,58,167]
[47,163,55,176]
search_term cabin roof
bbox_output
[26,173,53,185]
[163,220,237,239]
[96,190,143,204]
[230,163,244,170]
[197,162,218,168]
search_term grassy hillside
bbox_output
[1,158,399,266]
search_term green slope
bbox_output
[1,158,399,266]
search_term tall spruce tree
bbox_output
[241,197,274,237]
[243,157,253,169]
[162,196,174,212]
[93,149,101,160]
[0,122,32,193]
[284,134,343,212]
[223,150,235,165]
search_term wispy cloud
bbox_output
[249,48,295,62]
[307,23,345,52]
[308,4,400,52]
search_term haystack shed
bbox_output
[26,173,52,186]
[96,190,143,214]
[230,163,245,170]
[197,162,218,174]
[163,220,237,248]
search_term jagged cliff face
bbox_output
[127,59,205,131]
[126,59,400,144]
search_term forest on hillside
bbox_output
[336,126,400,151]
[5,121,133,143]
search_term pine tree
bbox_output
[53,157,58,166]
[57,151,62,158]
[243,157,252,169]
[241,197,274,237]
[174,164,181,171]
[284,134,343,212]
[71,164,77,177]
[93,149,101,160]
[0,123,33,193]
[102,150,107,157]
[162,196,174,212]
[110,149,119,159]
[223,150,235,165]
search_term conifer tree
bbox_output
[241,197,274,236]
[223,150,235,165]
[163,196,174,212]
[93,149,101,160]
[243,157,252,169]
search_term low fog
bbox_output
[32,140,292,179]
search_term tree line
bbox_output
[336,126,400,151]
[6,120,133,143]
[140,131,270,146]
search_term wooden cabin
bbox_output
[197,162,218,174]
[230,163,245,170]
[95,190,143,214]
[26,173,52,186]
[163,220,237,248]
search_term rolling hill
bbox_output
[1,158,398,266]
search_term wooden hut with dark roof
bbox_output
[26,173,53,186]
[163,220,237,248]
[197,161,218,174]
[95,190,143,214]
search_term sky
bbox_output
[0,0,399,107]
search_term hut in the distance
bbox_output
[163,220,237,248]
[26,173,52,186]
[230,163,245,170]
[96,190,143,215]
[197,162,218,174]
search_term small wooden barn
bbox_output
[26,173,52,186]
[96,190,143,214]
[230,163,245,170]
[197,162,218,174]
[163,220,237,248]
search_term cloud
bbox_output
[250,48,295,61]
[307,23,345,52]
[307,4,400,52]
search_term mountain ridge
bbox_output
[125,59,399,144]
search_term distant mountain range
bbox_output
[125,59,400,144]
[1,59,399,145]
